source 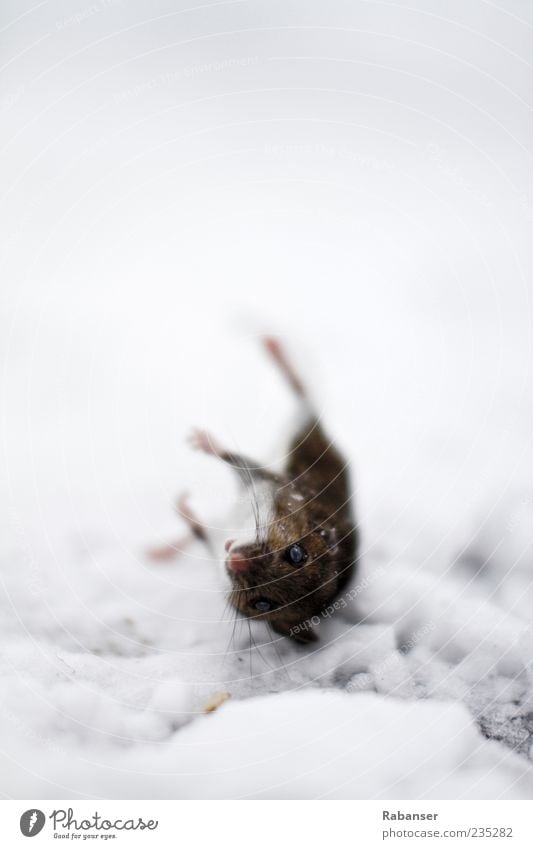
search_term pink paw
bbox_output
[263,335,283,360]
[146,541,183,561]
[189,428,222,457]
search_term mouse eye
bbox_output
[286,543,307,566]
[252,598,274,612]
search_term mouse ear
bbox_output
[272,619,319,644]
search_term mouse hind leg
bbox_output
[262,336,350,507]
[286,416,351,509]
[262,336,309,401]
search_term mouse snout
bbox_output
[226,551,250,574]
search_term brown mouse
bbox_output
[158,337,358,644]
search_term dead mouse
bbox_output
[154,337,358,644]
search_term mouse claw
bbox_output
[189,428,223,457]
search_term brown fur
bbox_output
[162,339,359,644]
[226,414,357,643]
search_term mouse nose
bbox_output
[227,552,249,574]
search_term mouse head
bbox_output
[224,484,353,643]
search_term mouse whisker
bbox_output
[219,595,233,625]
[228,442,263,542]
[222,600,240,661]
[265,621,293,684]
[248,624,277,673]
[246,618,253,681]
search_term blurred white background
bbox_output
[2,0,533,799]
[2,0,533,558]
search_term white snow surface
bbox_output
[2,0,533,799]
[2,519,533,799]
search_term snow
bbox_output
[2,509,533,798]
[3,691,532,800]
[2,0,533,799]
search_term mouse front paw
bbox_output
[189,428,223,457]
